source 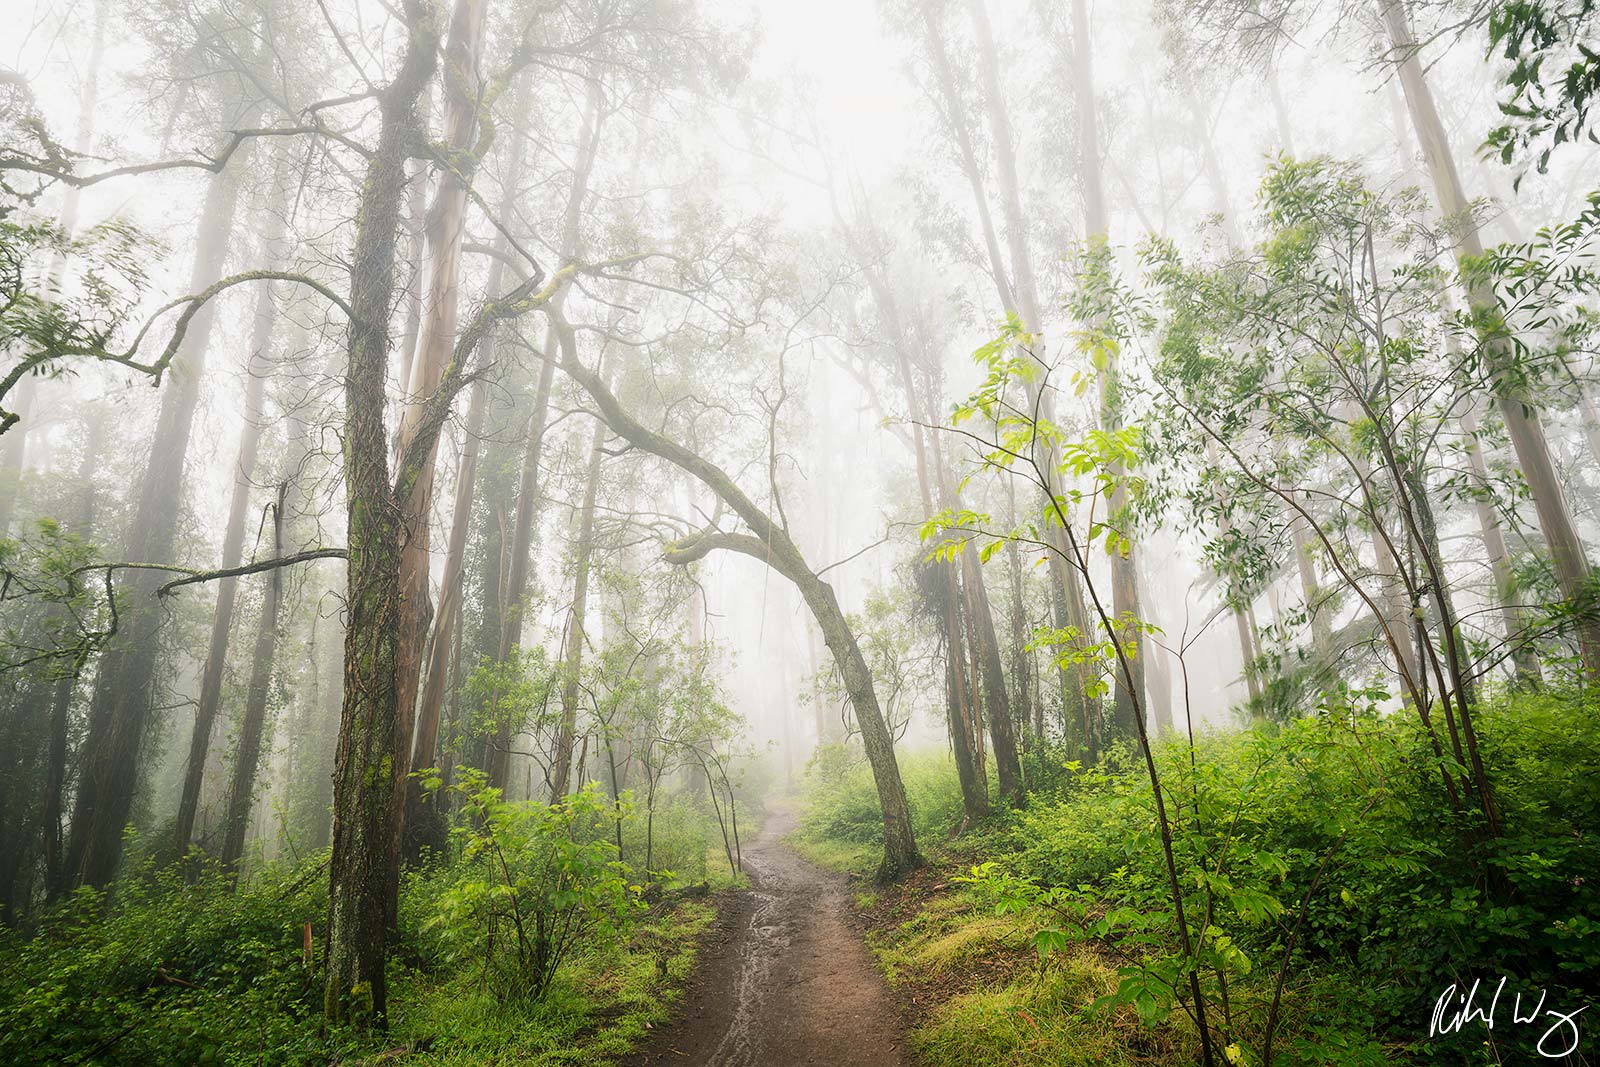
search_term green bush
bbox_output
[415,774,645,1004]
[0,851,349,1066]
[2,776,715,1065]
[980,690,1600,1064]
[802,691,1599,1065]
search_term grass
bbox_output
[849,858,1197,1067]
[915,957,1176,1067]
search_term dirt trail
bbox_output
[620,807,911,1067]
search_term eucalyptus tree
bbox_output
[543,208,925,874]
[311,0,615,1016]
[826,194,1008,813]
[485,78,605,795]
[62,2,279,892]
[1058,0,1149,739]
[549,415,608,800]
[1146,158,1508,833]
[1171,0,1600,680]
[1380,0,1600,679]
[173,143,299,862]
[389,0,490,841]
[884,0,1103,756]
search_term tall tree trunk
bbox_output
[1005,483,1040,738]
[961,545,1022,800]
[860,245,987,818]
[941,582,988,823]
[40,416,104,902]
[485,80,602,790]
[1137,566,1175,735]
[966,0,1039,327]
[325,0,441,1026]
[921,0,1095,746]
[219,484,288,877]
[389,0,487,887]
[549,420,606,801]
[409,66,532,826]
[1379,0,1600,678]
[403,376,485,855]
[1459,400,1541,682]
[1069,0,1145,737]
[1292,504,1333,664]
[174,148,292,863]
[64,102,255,890]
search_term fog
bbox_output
[3,0,1600,1038]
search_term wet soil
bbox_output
[619,808,911,1067]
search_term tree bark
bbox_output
[961,545,1022,800]
[324,0,441,1026]
[409,68,534,831]
[403,376,485,855]
[219,485,288,877]
[390,0,487,868]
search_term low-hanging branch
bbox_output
[0,270,354,437]
[153,549,349,597]
[0,125,324,189]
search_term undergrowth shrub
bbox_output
[972,689,1600,1065]
[803,690,1598,1066]
[0,850,345,1066]
[413,773,645,1004]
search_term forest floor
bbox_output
[618,805,911,1067]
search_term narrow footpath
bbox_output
[621,807,911,1067]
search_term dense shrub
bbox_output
[805,690,1600,1065]
[2,776,723,1066]
[412,776,645,1004]
[0,851,347,1066]
[989,690,1600,1064]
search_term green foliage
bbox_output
[1485,0,1600,177]
[971,693,1599,1064]
[419,773,646,1004]
[0,183,161,434]
[805,691,1599,1065]
[464,646,555,748]
[0,852,348,1066]
[0,517,109,675]
[1,776,714,1066]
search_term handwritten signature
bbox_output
[1431,977,1587,1059]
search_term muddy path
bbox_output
[620,807,911,1067]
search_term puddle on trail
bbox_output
[703,848,797,1067]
